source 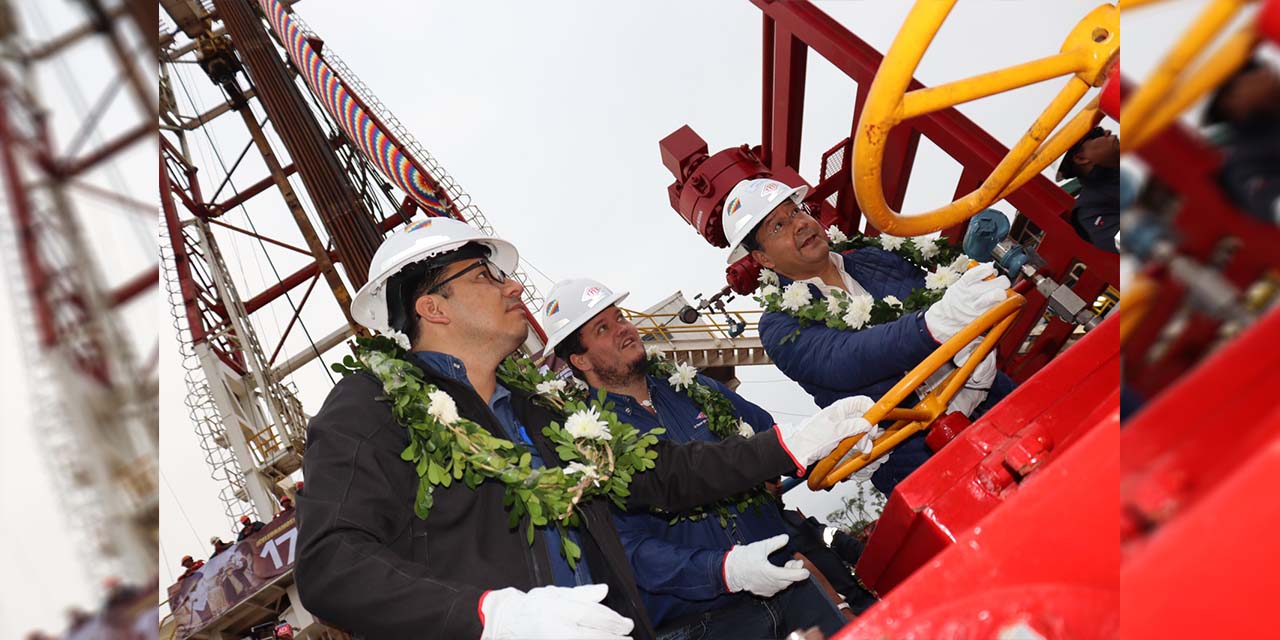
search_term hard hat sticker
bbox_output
[546,300,560,315]
[408,219,434,232]
[725,198,742,217]
[582,286,606,306]
[761,182,780,201]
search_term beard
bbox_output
[591,350,647,388]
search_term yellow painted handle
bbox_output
[1120,0,1259,151]
[806,291,1026,490]
[852,2,1118,237]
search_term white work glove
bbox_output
[723,534,809,598]
[480,584,634,640]
[777,396,876,467]
[924,262,1011,344]
[954,340,997,390]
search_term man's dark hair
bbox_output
[741,224,764,254]
[1202,57,1262,126]
[1056,126,1108,181]
[386,243,490,346]
[553,328,588,378]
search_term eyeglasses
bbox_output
[763,201,813,238]
[427,258,509,294]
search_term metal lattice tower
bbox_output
[159,0,550,529]
[0,0,158,584]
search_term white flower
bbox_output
[564,407,612,441]
[668,363,698,390]
[737,420,754,438]
[826,225,848,244]
[825,295,844,316]
[645,345,666,360]
[924,266,961,291]
[879,234,904,251]
[950,254,971,273]
[918,239,940,260]
[841,295,874,330]
[883,295,902,308]
[426,390,461,425]
[758,268,780,287]
[758,284,780,299]
[535,379,567,396]
[780,282,813,312]
[563,462,602,487]
[384,329,412,350]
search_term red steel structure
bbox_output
[0,0,158,584]
[659,2,1122,636]
[660,0,1118,385]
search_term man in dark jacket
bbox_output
[295,218,876,639]
[1057,126,1121,252]
[722,178,1015,496]
[1203,58,1280,225]
[543,277,854,639]
[235,514,265,541]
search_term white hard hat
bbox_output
[350,217,519,334]
[540,278,630,358]
[722,178,808,263]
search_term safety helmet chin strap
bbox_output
[385,242,492,337]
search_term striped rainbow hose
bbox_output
[256,0,455,220]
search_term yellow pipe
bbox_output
[1119,275,1159,344]
[1125,26,1257,150]
[1120,0,1255,151]
[852,3,1117,236]
[808,292,1026,489]
[811,307,1023,489]
[900,51,1085,120]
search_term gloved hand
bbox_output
[947,386,989,417]
[924,262,1011,344]
[480,584,634,640]
[777,395,876,467]
[723,533,809,597]
[953,340,997,390]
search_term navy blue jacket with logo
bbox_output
[607,373,789,627]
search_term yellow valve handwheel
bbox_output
[852,2,1118,237]
[1119,0,1260,151]
[807,291,1027,491]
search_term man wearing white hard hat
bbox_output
[543,278,862,639]
[295,217,872,640]
[722,177,1017,496]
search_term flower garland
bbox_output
[334,336,663,569]
[756,227,969,342]
[501,350,777,529]
[643,348,776,527]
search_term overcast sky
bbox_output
[0,0,1194,634]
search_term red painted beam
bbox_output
[109,266,157,307]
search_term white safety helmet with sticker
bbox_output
[722,177,809,264]
[351,216,519,335]
[540,278,630,358]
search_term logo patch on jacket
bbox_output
[693,411,708,429]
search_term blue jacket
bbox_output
[759,248,942,408]
[608,373,788,627]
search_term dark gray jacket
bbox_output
[294,360,800,639]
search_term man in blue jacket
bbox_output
[722,177,1016,496]
[543,277,860,640]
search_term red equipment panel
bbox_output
[836,396,1119,639]
[1121,307,1280,639]
[857,314,1120,595]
